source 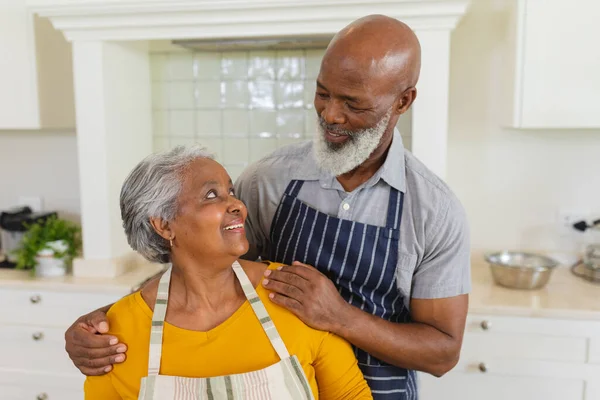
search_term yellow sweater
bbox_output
[84,263,372,400]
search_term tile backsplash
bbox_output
[151,49,412,181]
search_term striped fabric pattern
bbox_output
[140,355,310,400]
[231,261,290,361]
[148,267,171,376]
[139,263,315,400]
[268,179,417,400]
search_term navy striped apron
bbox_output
[268,180,418,400]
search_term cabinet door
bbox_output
[0,0,40,128]
[0,324,82,374]
[0,369,83,400]
[519,0,600,128]
[0,287,125,327]
[419,372,584,400]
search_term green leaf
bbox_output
[13,216,82,271]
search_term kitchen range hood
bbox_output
[172,35,333,52]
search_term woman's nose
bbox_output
[228,197,245,214]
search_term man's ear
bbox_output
[150,217,173,240]
[396,87,417,115]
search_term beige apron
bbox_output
[138,261,315,400]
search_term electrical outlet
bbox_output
[557,208,590,229]
[17,196,43,212]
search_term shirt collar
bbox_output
[292,129,407,193]
[377,129,407,192]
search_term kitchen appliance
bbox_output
[484,251,559,290]
[570,243,600,283]
[569,217,600,283]
[0,206,56,268]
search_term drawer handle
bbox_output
[32,332,44,341]
[30,294,42,304]
[478,362,488,373]
[480,320,491,330]
[37,393,48,400]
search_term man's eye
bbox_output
[206,190,217,199]
[229,189,236,197]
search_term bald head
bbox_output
[325,15,421,92]
[312,15,421,176]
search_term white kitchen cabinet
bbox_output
[504,0,600,128]
[0,1,74,129]
[0,286,127,397]
[0,369,83,400]
[419,314,600,400]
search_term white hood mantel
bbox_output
[27,0,470,277]
[31,0,469,41]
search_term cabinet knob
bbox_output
[32,332,44,341]
[36,393,48,400]
[478,362,488,373]
[480,320,491,330]
[30,294,41,304]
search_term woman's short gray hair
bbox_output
[120,144,214,263]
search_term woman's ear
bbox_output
[150,217,173,240]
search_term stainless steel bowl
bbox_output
[484,251,559,290]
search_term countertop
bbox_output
[0,263,164,294]
[469,254,600,320]
[1,255,599,319]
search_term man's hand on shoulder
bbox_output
[64,306,127,376]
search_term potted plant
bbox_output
[14,215,82,277]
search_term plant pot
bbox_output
[35,240,69,277]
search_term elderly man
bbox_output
[65,15,470,400]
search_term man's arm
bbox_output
[264,264,467,376]
[336,295,468,376]
[64,304,126,376]
[65,271,166,375]
[263,192,471,376]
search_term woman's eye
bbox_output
[206,190,217,199]
[316,92,329,99]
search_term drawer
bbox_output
[589,337,600,364]
[462,331,587,363]
[0,368,83,400]
[0,324,82,374]
[452,357,600,380]
[467,314,600,337]
[419,371,584,400]
[0,288,123,327]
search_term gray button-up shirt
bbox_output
[235,130,471,309]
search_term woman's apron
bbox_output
[269,180,418,400]
[138,261,315,400]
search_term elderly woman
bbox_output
[84,145,372,400]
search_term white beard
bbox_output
[313,109,393,177]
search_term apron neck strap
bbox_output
[385,189,404,229]
[232,261,290,360]
[283,180,304,198]
[147,264,172,376]
[146,262,291,376]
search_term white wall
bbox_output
[3,0,600,256]
[446,0,600,254]
[0,130,80,221]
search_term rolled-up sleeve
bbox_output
[411,193,471,299]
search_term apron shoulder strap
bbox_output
[232,261,291,360]
[147,265,172,376]
[385,188,404,229]
[284,180,304,198]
